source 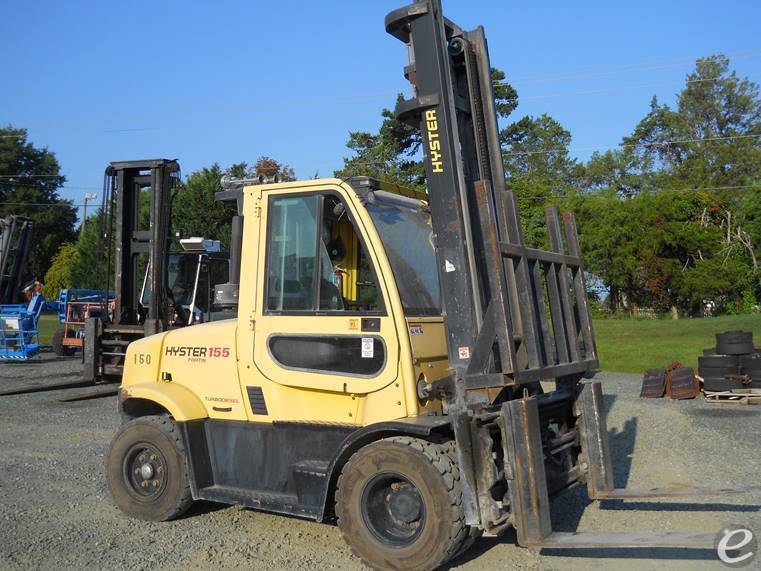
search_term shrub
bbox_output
[42,243,79,300]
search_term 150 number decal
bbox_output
[133,353,152,365]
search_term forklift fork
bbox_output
[500,380,759,549]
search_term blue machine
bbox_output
[0,293,45,361]
[55,289,113,323]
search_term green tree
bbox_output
[42,243,79,299]
[501,114,582,246]
[579,54,761,314]
[70,209,113,289]
[172,158,295,251]
[334,94,426,191]
[0,126,77,277]
[172,164,233,250]
[574,191,645,313]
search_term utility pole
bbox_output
[82,192,98,228]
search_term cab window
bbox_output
[265,193,383,314]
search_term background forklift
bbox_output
[83,160,230,384]
[0,215,44,361]
[0,215,34,306]
[105,2,757,570]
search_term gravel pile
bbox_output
[0,355,758,570]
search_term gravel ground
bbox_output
[0,352,758,570]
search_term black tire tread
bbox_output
[107,414,193,521]
[52,328,67,356]
[441,439,483,560]
[335,436,473,570]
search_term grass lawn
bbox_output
[37,313,60,346]
[594,314,761,373]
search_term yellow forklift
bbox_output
[106,2,756,569]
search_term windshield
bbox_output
[365,191,441,316]
[141,253,200,308]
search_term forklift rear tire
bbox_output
[335,436,474,570]
[52,328,72,357]
[106,415,193,522]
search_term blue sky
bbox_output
[2,0,760,211]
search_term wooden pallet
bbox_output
[704,388,761,405]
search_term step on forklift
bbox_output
[83,160,230,385]
[105,3,758,570]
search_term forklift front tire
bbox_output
[106,415,193,522]
[335,436,473,570]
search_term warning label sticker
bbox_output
[361,337,374,359]
[409,324,424,336]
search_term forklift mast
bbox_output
[0,215,34,305]
[386,1,597,404]
[83,159,180,383]
[387,2,599,525]
[99,159,180,334]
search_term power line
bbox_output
[1,133,756,183]
[518,183,761,201]
[0,174,65,178]
[3,182,759,211]
[0,202,83,208]
[0,181,100,192]
[504,133,761,157]
[509,49,761,84]
[0,134,757,187]
[509,72,760,102]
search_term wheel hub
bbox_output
[140,463,154,480]
[386,483,421,523]
[361,473,426,547]
[125,444,166,498]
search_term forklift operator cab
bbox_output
[243,177,445,423]
[118,176,448,423]
[255,181,444,405]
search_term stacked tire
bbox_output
[698,331,761,392]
